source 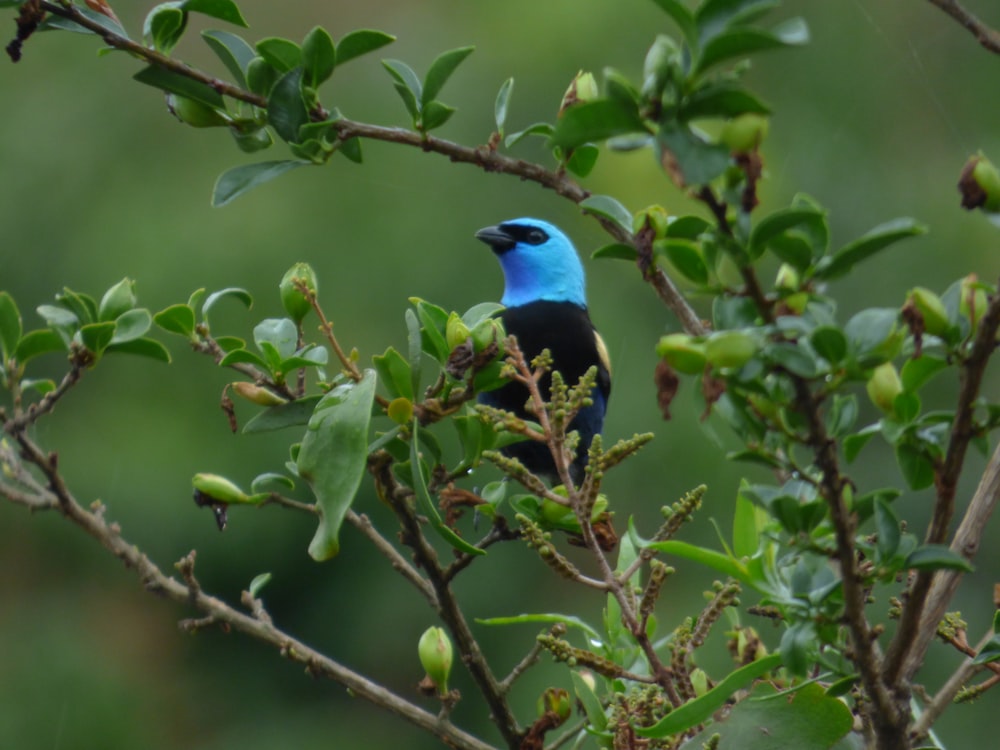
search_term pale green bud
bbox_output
[418,626,453,695]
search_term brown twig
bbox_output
[927,0,1000,55]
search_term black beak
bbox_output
[475,225,516,254]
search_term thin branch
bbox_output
[928,0,1000,55]
[498,637,546,694]
[1,434,495,750]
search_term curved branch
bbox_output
[928,0,1000,55]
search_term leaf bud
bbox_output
[471,318,502,353]
[906,287,949,337]
[192,472,250,504]
[719,113,769,153]
[232,381,288,406]
[690,668,709,697]
[558,70,599,117]
[98,278,137,321]
[418,626,453,695]
[166,94,232,128]
[959,154,1000,212]
[446,312,472,350]
[279,262,318,323]
[704,330,758,369]
[642,34,680,99]
[865,362,902,414]
[632,205,670,238]
[774,263,800,292]
[958,274,990,335]
[656,333,707,374]
[536,687,572,722]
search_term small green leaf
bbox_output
[655,238,709,284]
[696,0,781,45]
[79,321,116,356]
[592,242,637,261]
[246,57,279,97]
[494,77,514,135]
[255,37,302,73]
[764,341,819,378]
[815,218,927,281]
[248,572,272,598]
[106,337,171,362]
[648,0,699,51]
[134,65,225,109]
[565,143,599,177]
[900,356,948,393]
[680,83,771,120]
[299,372,377,561]
[382,59,422,120]
[420,99,456,131]
[844,425,877,463]
[647,539,749,585]
[267,67,309,143]
[637,654,782,737]
[144,4,186,54]
[504,121,554,149]
[14,329,65,364]
[110,309,151,344]
[874,497,901,561]
[550,99,647,151]
[571,669,609,732]
[895,442,935,490]
[905,544,974,573]
[696,17,810,75]
[334,29,395,66]
[251,473,294,493]
[41,4,128,38]
[421,45,474,107]
[244,395,322,433]
[213,160,309,206]
[0,291,22,361]
[302,26,336,87]
[657,121,731,186]
[973,637,1000,665]
[580,194,633,235]
[373,347,415,401]
[749,206,826,258]
[202,287,253,319]
[202,30,256,88]
[810,326,847,365]
[182,0,247,27]
[98,278,137,322]
[154,304,196,337]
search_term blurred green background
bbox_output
[2,1,1000,747]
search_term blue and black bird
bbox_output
[475,218,611,484]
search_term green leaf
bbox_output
[153,304,196,337]
[494,77,514,135]
[202,287,253,321]
[409,421,485,557]
[825,394,858,437]
[182,0,246,27]
[244,395,322,433]
[655,238,709,284]
[647,539,749,584]
[373,347,415,401]
[749,206,826,258]
[844,308,902,367]
[256,37,302,73]
[337,136,363,163]
[246,57,279,97]
[267,67,309,143]
[0,291,22,361]
[298,372,376,561]
[78,321,116,356]
[420,99,456,131]
[900,356,948,393]
[302,26,336,87]
[637,653,782,738]
[895,442,935,490]
[648,0,698,51]
[815,218,927,281]
[133,65,225,109]
[844,425,878,463]
[580,194,633,235]
[106,337,171,362]
[571,670,609,733]
[421,45,474,107]
[109,309,151,344]
[202,30,255,88]
[591,243,637,261]
[383,59,422,120]
[42,4,128,38]
[810,326,847,365]
[248,572,272,598]
[550,99,647,151]
[565,143,599,177]
[98,278,137,322]
[764,341,819,378]
[335,29,395,66]
[905,544,974,573]
[680,83,770,120]
[14,329,65,364]
[732,484,764,559]
[696,17,810,75]
[874,497,901,561]
[144,3,186,54]
[213,160,308,207]
[974,637,1000,666]
[696,0,781,44]
[679,681,853,749]
[476,613,601,640]
[504,121,554,148]
[657,121,731,186]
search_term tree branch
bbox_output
[928,0,1000,55]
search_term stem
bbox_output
[927,0,1000,55]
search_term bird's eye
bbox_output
[526,229,547,245]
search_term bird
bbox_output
[474,218,611,485]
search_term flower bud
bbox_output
[446,312,472,350]
[471,318,502,353]
[959,154,1000,212]
[690,668,709,697]
[866,362,902,414]
[632,205,670,238]
[774,263,800,292]
[656,333,707,374]
[642,35,680,99]
[536,688,572,722]
[559,70,599,117]
[719,113,769,153]
[166,94,231,128]
[279,263,318,323]
[907,287,949,337]
[958,274,990,335]
[704,330,757,370]
[232,381,288,406]
[192,473,250,504]
[418,626,453,695]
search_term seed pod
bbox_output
[866,362,902,414]
[418,626,453,695]
[719,113,769,153]
[279,262,318,323]
[907,287,949,337]
[656,333,707,374]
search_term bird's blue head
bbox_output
[475,218,587,309]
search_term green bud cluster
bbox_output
[536,635,623,679]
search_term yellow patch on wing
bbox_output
[594,329,612,375]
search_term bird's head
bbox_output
[475,218,587,309]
